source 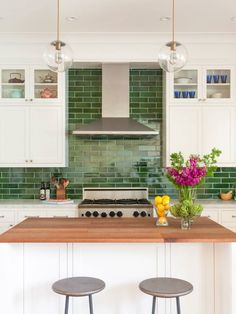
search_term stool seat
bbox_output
[139,277,193,298]
[52,276,105,297]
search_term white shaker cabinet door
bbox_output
[0,106,28,166]
[29,106,64,166]
[201,106,234,164]
[167,106,201,164]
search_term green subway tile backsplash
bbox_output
[0,68,235,200]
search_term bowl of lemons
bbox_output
[154,195,170,226]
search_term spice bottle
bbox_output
[39,182,46,200]
[45,182,51,200]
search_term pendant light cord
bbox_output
[57,0,60,43]
[172,0,175,44]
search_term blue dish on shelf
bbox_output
[220,75,227,83]
[182,91,189,98]
[174,91,181,98]
[207,75,212,84]
[213,75,220,83]
[188,91,196,98]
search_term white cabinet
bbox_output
[201,209,219,223]
[167,106,201,162]
[0,210,15,234]
[164,64,236,167]
[0,106,28,165]
[201,106,235,164]
[169,65,234,103]
[0,66,63,103]
[0,64,66,167]
[0,105,65,167]
[29,106,64,165]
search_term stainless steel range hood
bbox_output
[72,64,159,136]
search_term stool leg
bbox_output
[64,296,69,314]
[151,296,156,314]
[89,295,94,314]
[176,296,181,314]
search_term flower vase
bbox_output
[181,217,192,230]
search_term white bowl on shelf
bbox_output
[211,92,223,98]
[175,77,192,84]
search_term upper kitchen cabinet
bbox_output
[0,64,66,168]
[163,64,236,167]
[0,65,64,103]
[168,65,234,104]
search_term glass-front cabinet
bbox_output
[0,66,62,103]
[169,66,234,103]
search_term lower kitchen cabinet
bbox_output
[0,104,66,167]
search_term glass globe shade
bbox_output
[43,41,73,72]
[158,41,188,73]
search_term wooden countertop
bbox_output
[0,217,235,243]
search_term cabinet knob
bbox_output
[30,160,33,163]
[30,99,33,102]
[0,215,5,218]
[25,160,28,163]
[25,99,28,102]
[232,215,236,218]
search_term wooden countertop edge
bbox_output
[0,217,235,243]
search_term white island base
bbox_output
[0,242,235,314]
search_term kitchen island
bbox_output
[0,217,235,314]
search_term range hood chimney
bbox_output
[72,64,159,136]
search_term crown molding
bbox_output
[0,32,236,44]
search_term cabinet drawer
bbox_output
[221,210,236,223]
[47,209,78,218]
[17,210,47,222]
[202,210,219,222]
[0,223,15,234]
[0,211,15,223]
[221,223,236,233]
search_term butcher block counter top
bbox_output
[0,217,236,243]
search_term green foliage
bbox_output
[170,200,203,218]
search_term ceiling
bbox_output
[0,0,235,34]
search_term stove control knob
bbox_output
[117,211,123,217]
[140,211,147,217]
[109,211,116,217]
[101,212,107,218]
[93,211,99,217]
[85,211,92,217]
[133,211,140,217]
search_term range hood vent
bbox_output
[72,64,159,136]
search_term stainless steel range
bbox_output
[78,188,153,218]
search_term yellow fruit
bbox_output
[164,204,170,211]
[162,195,170,205]
[157,210,165,217]
[154,196,162,205]
[157,204,165,211]
[158,216,167,224]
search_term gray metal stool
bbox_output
[139,277,193,314]
[52,276,105,314]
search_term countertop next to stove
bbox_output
[0,217,236,243]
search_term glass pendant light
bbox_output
[43,0,73,72]
[158,0,188,73]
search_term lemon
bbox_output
[157,210,165,217]
[157,204,165,211]
[154,196,162,205]
[162,195,170,205]
[164,204,170,211]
